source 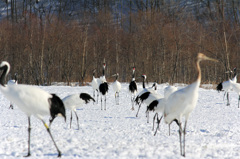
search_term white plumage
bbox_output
[0,61,66,157]
[62,93,95,129]
[7,73,18,109]
[91,69,100,103]
[163,53,217,157]
[112,73,121,105]
[216,68,237,106]
[229,80,240,108]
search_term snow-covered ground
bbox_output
[0,83,240,158]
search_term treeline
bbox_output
[0,0,239,85]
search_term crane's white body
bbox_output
[7,76,18,109]
[112,80,121,93]
[91,76,99,91]
[229,80,240,108]
[62,93,94,129]
[164,81,200,124]
[63,94,85,111]
[0,84,52,119]
[112,73,121,105]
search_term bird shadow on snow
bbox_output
[200,129,210,133]
[125,117,137,119]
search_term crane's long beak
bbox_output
[206,56,218,62]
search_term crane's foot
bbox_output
[24,153,31,157]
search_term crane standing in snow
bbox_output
[164,53,218,157]
[112,73,121,105]
[99,62,109,110]
[91,69,100,104]
[216,67,237,106]
[0,61,66,157]
[129,67,137,110]
[62,93,95,129]
[135,75,162,119]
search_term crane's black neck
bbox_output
[132,70,135,80]
[115,74,119,81]
[0,65,8,86]
[14,73,18,82]
[102,67,105,76]
[93,71,95,77]
[142,77,145,88]
[233,68,237,77]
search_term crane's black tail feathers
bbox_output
[99,82,109,95]
[216,82,223,92]
[147,100,158,112]
[129,81,137,93]
[80,93,95,104]
[49,94,66,124]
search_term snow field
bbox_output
[0,83,240,158]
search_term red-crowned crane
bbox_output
[91,69,100,104]
[163,53,217,157]
[112,73,121,105]
[129,67,137,110]
[216,67,237,106]
[0,61,66,157]
[62,93,95,129]
[99,62,109,110]
[135,75,162,120]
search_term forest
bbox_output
[0,0,239,85]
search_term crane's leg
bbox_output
[152,113,158,131]
[117,92,120,105]
[154,115,163,136]
[41,120,61,157]
[182,121,187,157]
[146,110,149,123]
[104,95,106,110]
[136,103,142,117]
[93,90,95,104]
[115,92,117,105]
[9,102,13,109]
[174,119,183,156]
[74,111,79,130]
[24,117,31,157]
[49,116,56,127]
[169,124,171,136]
[223,92,226,101]
[131,95,135,110]
[97,90,99,104]
[227,92,230,106]
[70,111,73,129]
